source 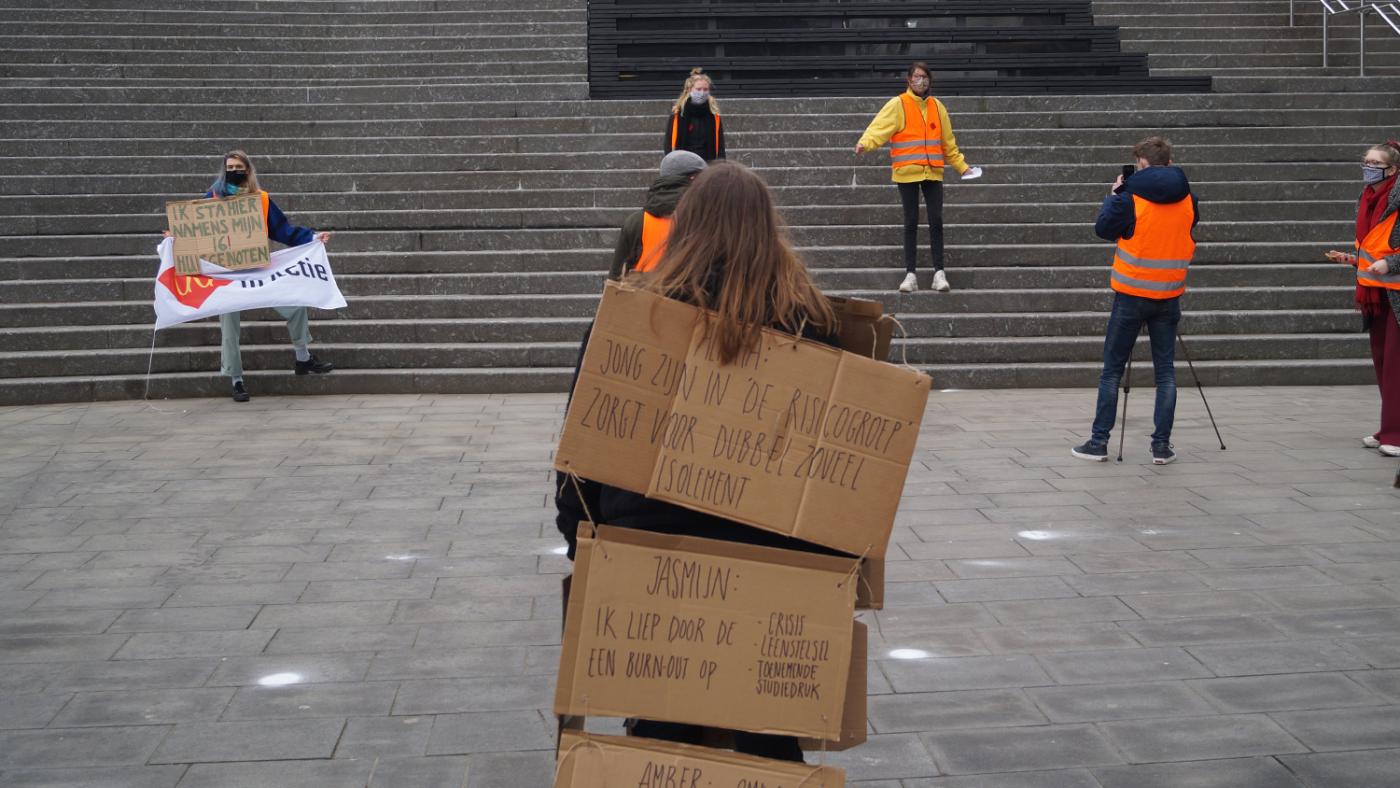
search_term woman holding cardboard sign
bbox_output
[193,150,333,402]
[555,162,840,763]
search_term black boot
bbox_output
[294,354,334,375]
[231,380,250,402]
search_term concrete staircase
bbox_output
[1,0,1397,404]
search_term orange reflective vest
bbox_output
[1110,195,1196,299]
[1356,211,1400,290]
[889,93,944,172]
[635,212,672,273]
[670,112,721,160]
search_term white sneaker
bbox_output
[1381,444,1400,457]
[1363,435,1381,449]
[932,269,951,292]
[898,272,917,293]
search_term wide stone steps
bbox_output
[0,356,1373,407]
[0,264,1347,304]
[0,199,1360,237]
[0,186,1363,222]
[0,164,1372,199]
[0,331,1371,380]
[0,220,1357,259]
[0,288,1358,330]
[0,0,1390,402]
[5,131,1394,158]
[0,179,1364,214]
[0,309,1361,353]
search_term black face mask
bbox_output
[224,170,248,186]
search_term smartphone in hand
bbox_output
[1113,164,1135,194]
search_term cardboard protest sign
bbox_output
[165,193,269,275]
[556,732,845,788]
[555,282,930,559]
[828,296,895,363]
[798,620,866,752]
[555,524,859,740]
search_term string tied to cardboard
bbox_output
[886,314,920,377]
[835,543,873,594]
[795,762,831,788]
[565,471,608,560]
[551,732,608,785]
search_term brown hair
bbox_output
[906,62,932,81]
[214,149,260,195]
[1367,140,1400,168]
[642,162,835,365]
[672,67,719,115]
[1132,136,1173,167]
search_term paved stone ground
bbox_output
[1,386,1398,787]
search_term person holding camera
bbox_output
[1326,140,1400,457]
[1072,137,1199,465]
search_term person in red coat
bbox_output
[1327,141,1400,456]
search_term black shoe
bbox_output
[231,381,250,402]
[1151,442,1177,465]
[294,354,334,375]
[1071,439,1108,462]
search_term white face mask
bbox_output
[689,89,709,104]
[1363,165,1389,185]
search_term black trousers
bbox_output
[897,179,945,273]
[630,719,805,762]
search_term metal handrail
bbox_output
[1295,0,1400,75]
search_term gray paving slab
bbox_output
[51,687,234,727]
[0,765,187,788]
[0,726,169,769]
[923,723,1124,774]
[1025,680,1216,722]
[1092,756,1306,788]
[150,718,346,763]
[1277,749,1400,788]
[1098,714,1308,762]
[175,759,373,788]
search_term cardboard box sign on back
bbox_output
[165,193,270,275]
[827,295,896,362]
[555,282,931,560]
[556,732,846,788]
[555,524,859,741]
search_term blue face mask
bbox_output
[1363,165,1389,185]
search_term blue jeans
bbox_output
[1090,292,1181,445]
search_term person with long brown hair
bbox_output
[1327,140,1400,456]
[554,162,837,762]
[663,67,726,161]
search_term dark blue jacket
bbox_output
[203,191,315,247]
[1094,166,1199,242]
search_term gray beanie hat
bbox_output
[659,150,707,178]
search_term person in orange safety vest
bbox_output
[1072,136,1200,466]
[609,150,708,279]
[1327,140,1400,457]
[855,61,979,294]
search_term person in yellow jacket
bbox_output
[855,62,980,293]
